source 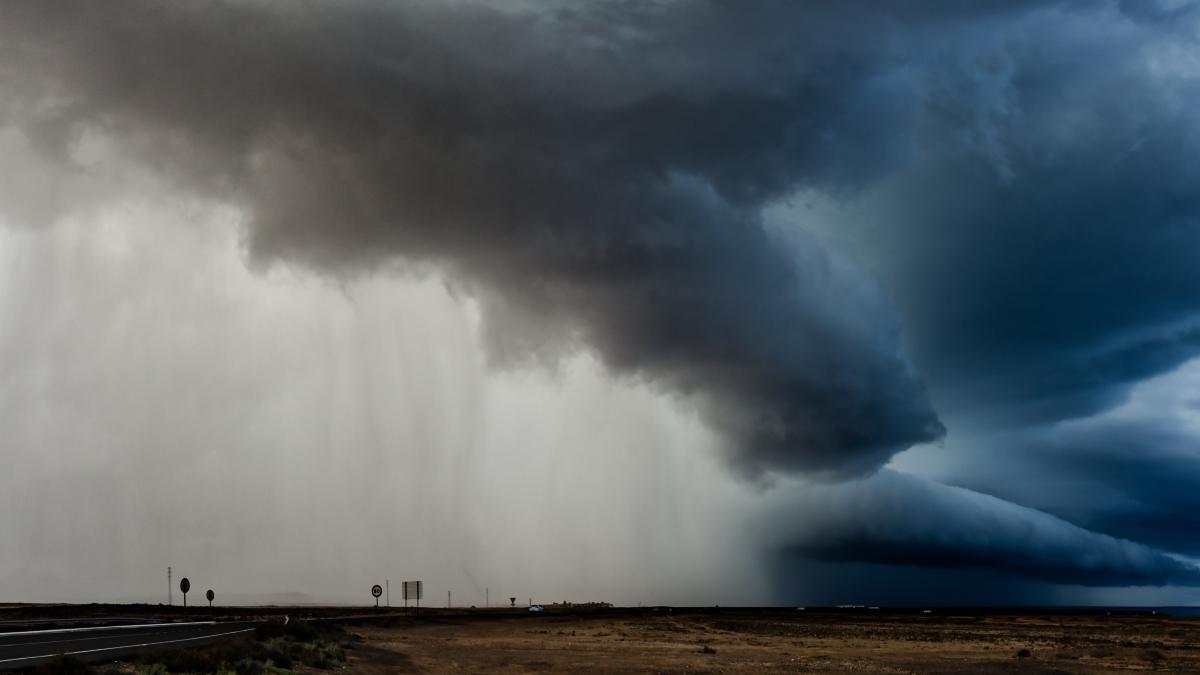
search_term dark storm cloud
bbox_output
[0,0,974,478]
[7,0,1200,593]
[768,471,1200,587]
[752,0,1200,584]
[814,2,1200,428]
[771,558,1069,607]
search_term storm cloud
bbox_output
[5,0,1200,602]
[0,0,955,478]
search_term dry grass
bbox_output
[345,610,1200,674]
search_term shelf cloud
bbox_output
[767,470,1200,588]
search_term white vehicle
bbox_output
[529,604,545,613]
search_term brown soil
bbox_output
[343,610,1200,674]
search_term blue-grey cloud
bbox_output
[805,3,1200,428]
[766,470,1200,587]
[920,359,1200,557]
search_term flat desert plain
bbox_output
[344,609,1200,674]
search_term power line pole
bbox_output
[386,580,390,608]
[447,590,451,608]
[168,567,172,606]
[486,587,489,608]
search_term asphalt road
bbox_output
[0,620,258,670]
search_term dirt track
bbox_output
[345,609,1200,673]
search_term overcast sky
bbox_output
[3,0,1200,606]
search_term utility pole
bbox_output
[168,567,172,606]
[447,590,451,608]
[486,587,489,608]
[386,580,390,608]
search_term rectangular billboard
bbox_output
[402,580,423,600]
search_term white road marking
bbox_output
[3,633,162,648]
[0,627,255,666]
[0,621,216,638]
[0,625,223,648]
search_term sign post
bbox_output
[402,581,423,614]
[206,589,215,608]
[371,584,383,608]
[180,578,190,608]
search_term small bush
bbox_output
[700,644,717,654]
[1016,648,1032,658]
[232,656,263,675]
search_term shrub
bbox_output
[232,657,263,675]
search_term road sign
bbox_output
[180,578,190,607]
[401,581,423,613]
[206,589,215,607]
[371,584,383,607]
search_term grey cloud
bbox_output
[766,470,1200,587]
[0,0,969,477]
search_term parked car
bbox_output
[529,604,545,613]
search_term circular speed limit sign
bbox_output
[371,584,383,598]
